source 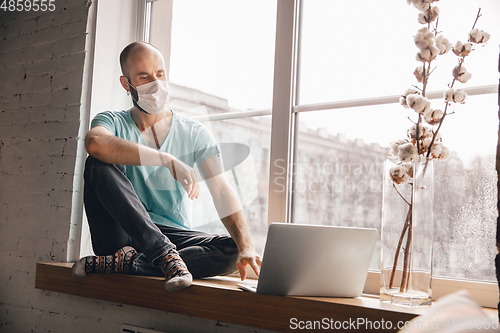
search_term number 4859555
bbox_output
[1,0,56,11]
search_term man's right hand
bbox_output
[165,157,200,200]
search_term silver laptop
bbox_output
[238,222,378,297]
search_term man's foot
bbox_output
[72,246,137,278]
[161,248,192,292]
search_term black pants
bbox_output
[83,155,239,278]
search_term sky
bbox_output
[167,0,500,166]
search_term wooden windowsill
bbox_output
[34,262,490,332]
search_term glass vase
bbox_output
[380,156,433,306]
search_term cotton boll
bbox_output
[444,89,454,103]
[461,71,472,83]
[423,30,435,44]
[444,88,467,104]
[406,94,431,114]
[424,108,444,125]
[406,94,430,113]
[422,99,432,114]
[399,96,408,108]
[407,0,431,11]
[418,6,440,24]
[404,87,420,96]
[390,138,409,156]
[407,124,432,141]
[400,88,420,108]
[389,165,412,184]
[414,66,424,83]
[430,6,440,18]
[416,46,439,62]
[453,65,472,83]
[452,65,463,77]
[421,136,432,150]
[468,29,482,43]
[435,34,452,54]
[453,89,467,103]
[406,123,417,140]
[452,41,463,56]
[417,12,427,24]
[480,31,490,43]
[429,142,443,159]
[412,126,434,155]
[398,143,418,163]
[436,42,447,55]
[415,33,431,49]
[416,50,429,62]
[401,163,414,179]
[390,142,399,156]
[430,142,450,160]
[414,30,430,49]
[428,45,439,61]
[408,0,432,11]
[421,125,432,138]
[452,41,472,57]
[406,94,422,107]
[406,94,423,110]
[463,42,472,54]
[443,40,452,54]
[469,29,490,44]
[414,27,435,50]
[438,145,451,160]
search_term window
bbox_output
[269,0,499,304]
[73,0,499,306]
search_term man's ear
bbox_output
[119,76,130,91]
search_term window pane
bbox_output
[189,116,271,256]
[154,0,277,255]
[299,0,500,104]
[169,0,277,110]
[294,93,498,280]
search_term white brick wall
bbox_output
[0,2,276,333]
[0,0,88,329]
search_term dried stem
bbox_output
[393,183,411,206]
[471,8,482,30]
[389,204,412,289]
[400,213,413,292]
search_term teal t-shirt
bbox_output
[90,109,221,230]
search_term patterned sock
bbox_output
[161,248,193,292]
[72,246,137,278]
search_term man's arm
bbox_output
[198,155,262,280]
[86,125,167,166]
[85,126,200,199]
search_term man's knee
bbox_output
[84,155,125,182]
[219,237,239,273]
[217,237,239,256]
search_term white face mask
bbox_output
[128,79,170,115]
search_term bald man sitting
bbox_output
[72,41,261,292]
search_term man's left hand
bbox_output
[236,248,262,281]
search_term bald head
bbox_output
[120,41,162,78]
